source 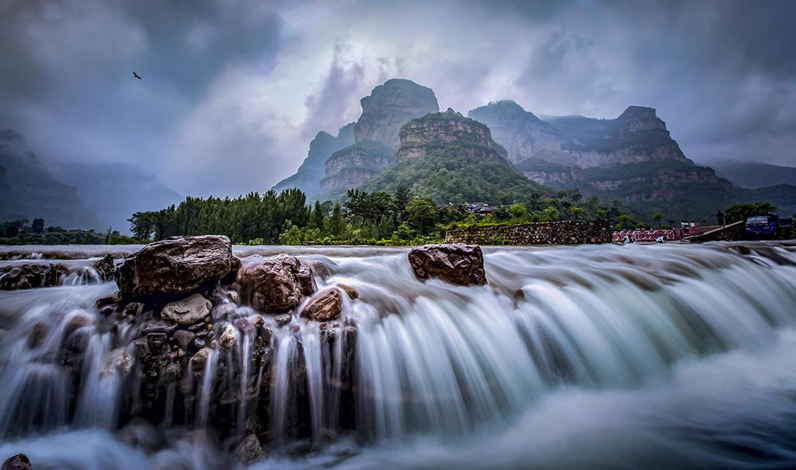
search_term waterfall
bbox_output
[1,242,796,469]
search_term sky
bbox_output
[1,0,795,198]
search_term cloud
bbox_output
[1,0,795,202]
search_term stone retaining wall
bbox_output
[445,220,612,245]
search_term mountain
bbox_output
[319,140,395,199]
[708,160,796,190]
[0,129,102,229]
[468,101,750,220]
[275,79,439,201]
[52,161,183,233]
[361,109,545,204]
[272,123,355,201]
[354,79,440,148]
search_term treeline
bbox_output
[0,218,136,245]
[128,185,621,245]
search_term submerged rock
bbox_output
[0,263,65,290]
[92,254,115,281]
[236,255,316,313]
[160,293,212,325]
[115,235,233,298]
[408,243,488,286]
[1,454,33,470]
[233,434,268,465]
[301,288,343,322]
[220,323,237,349]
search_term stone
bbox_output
[408,243,487,286]
[173,330,196,350]
[338,284,359,299]
[1,454,33,470]
[141,319,178,335]
[233,434,268,465]
[92,254,115,281]
[235,255,316,313]
[0,263,64,290]
[161,294,212,325]
[301,288,343,322]
[27,321,47,348]
[445,220,612,246]
[190,348,212,376]
[102,349,134,377]
[221,256,242,285]
[115,235,233,298]
[274,314,291,327]
[220,324,237,349]
[95,295,117,309]
[146,332,168,354]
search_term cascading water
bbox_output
[1,242,796,469]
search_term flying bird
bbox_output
[132,71,142,80]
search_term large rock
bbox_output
[2,454,33,470]
[236,255,315,313]
[115,235,233,298]
[233,434,268,465]
[301,288,343,322]
[92,254,115,281]
[408,243,487,286]
[0,263,65,290]
[160,294,212,325]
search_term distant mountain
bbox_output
[52,161,183,233]
[0,129,102,229]
[361,109,545,204]
[272,123,355,201]
[709,160,796,190]
[319,140,395,200]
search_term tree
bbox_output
[725,202,777,223]
[510,203,528,221]
[597,209,608,219]
[328,203,345,238]
[617,214,631,230]
[31,218,45,234]
[406,198,437,234]
[653,213,663,228]
[543,206,560,222]
[395,183,412,220]
[568,206,584,220]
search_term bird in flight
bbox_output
[132,71,142,80]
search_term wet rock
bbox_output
[236,255,316,313]
[301,288,343,322]
[338,284,359,299]
[124,302,143,316]
[102,349,134,377]
[95,295,117,309]
[64,312,92,336]
[274,314,291,327]
[220,324,237,349]
[27,321,48,348]
[0,263,64,290]
[142,319,179,335]
[146,332,168,354]
[304,259,333,280]
[92,254,115,281]
[233,434,268,465]
[1,454,33,470]
[221,256,242,285]
[133,338,150,359]
[190,348,212,377]
[408,243,487,286]
[115,235,233,298]
[161,294,212,325]
[173,330,196,350]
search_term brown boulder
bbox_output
[408,243,487,286]
[301,288,343,322]
[0,263,65,290]
[2,454,33,470]
[235,255,316,313]
[115,235,233,298]
[92,254,115,281]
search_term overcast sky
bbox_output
[1,0,794,197]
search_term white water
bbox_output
[1,242,796,469]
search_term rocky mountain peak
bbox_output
[616,106,667,133]
[397,110,507,163]
[354,79,439,148]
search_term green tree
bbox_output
[653,213,663,228]
[31,218,45,234]
[328,203,345,238]
[406,198,437,235]
[569,206,584,220]
[543,206,560,222]
[510,203,529,221]
[725,202,777,223]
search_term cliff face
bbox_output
[354,79,439,148]
[396,109,507,163]
[0,129,102,229]
[468,101,688,168]
[360,109,544,205]
[318,140,395,198]
[272,123,355,201]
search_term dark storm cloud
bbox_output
[1,0,794,199]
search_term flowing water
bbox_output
[1,242,796,469]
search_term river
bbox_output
[1,242,795,469]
